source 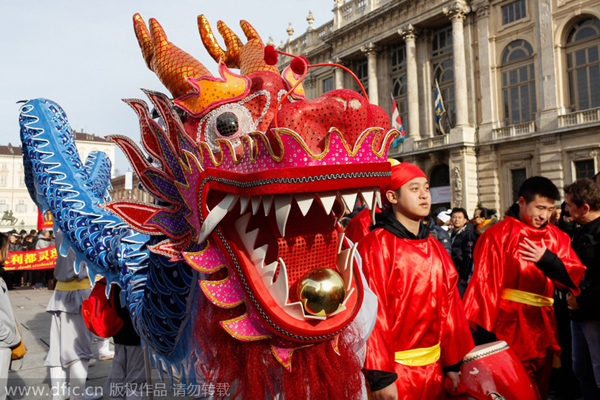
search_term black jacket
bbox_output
[570,215,600,321]
[428,219,452,257]
[450,223,476,281]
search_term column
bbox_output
[399,25,421,139]
[444,1,471,128]
[334,57,344,90]
[474,2,496,141]
[532,0,560,130]
[450,147,478,212]
[333,57,347,90]
[361,43,379,105]
[333,0,345,30]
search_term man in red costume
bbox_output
[359,162,474,400]
[463,176,586,399]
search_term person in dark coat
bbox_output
[424,217,452,256]
[472,207,498,239]
[564,178,600,399]
[450,207,476,297]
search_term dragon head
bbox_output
[104,14,402,368]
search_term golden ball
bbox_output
[297,268,346,317]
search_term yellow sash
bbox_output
[394,342,441,366]
[501,288,554,307]
[55,278,91,292]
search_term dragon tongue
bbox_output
[274,231,339,303]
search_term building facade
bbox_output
[0,131,116,231]
[278,0,600,214]
[110,171,153,203]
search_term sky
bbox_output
[0,0,335,173]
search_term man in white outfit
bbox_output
[45,230,98,400]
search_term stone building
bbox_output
[0,131,116,231]
[278,0,600,215]
[110,171,153,203]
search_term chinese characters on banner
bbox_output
[4,246,57,271]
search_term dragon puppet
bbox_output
[18,14,402,399]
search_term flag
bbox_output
[37,209,53,230]
[390,94,405,148]
[434,80,446,135]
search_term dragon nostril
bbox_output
[216,112,239,137]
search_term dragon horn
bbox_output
[240,20,260,41]
[133,13,154,70]
[198,15,242,69]
[238,20,279,76]
[133,14,212,99]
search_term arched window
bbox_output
[432,25,455,134]
[391,43,409,133]
[566,17,600,111]
[501,40,537,125]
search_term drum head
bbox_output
[462,341,509,364]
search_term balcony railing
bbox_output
[414,135,449,150]
[492,121,536,140]
[558,107,600,127]
[336,0,393,27]
[317,22,333,39]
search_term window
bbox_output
[0,175,6,187]
[501,40,537,125]
[432,25,455,133]
[355,59,368,95]
[391,43,409,133]
[566,17,600,111]
[511,168,527,202]
[575,159,595,179]
[502,0,527,25]
[0,201,7,212]
[15,200,27,213]
[322,77,334,94]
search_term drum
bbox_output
[450,341,540,400]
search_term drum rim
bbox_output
[460,341,509,365]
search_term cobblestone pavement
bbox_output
[6,287,214,400]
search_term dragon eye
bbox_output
[216,112,239,137]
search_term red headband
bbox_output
[386,162,427,192]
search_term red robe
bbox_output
[345,206,379,244]
[359,228,474,399]
[463,216,586,362]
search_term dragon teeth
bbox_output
[360,189,375,211]
[336,242,357,291]
[239,196,250,214]
[233,187,382,240]
[251,196,261,215]
[251,244,269,266]
[318,192,337,215]
[375,189,382,209]
[274,194,292,238]
[294,193,314,217]
[270,258,289,303]
[198,193,238,243]
[339,191,358,213]
[262,195,274,216]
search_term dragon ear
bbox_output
[133,13,212,98]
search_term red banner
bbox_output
[4,246,57,271]
[37,209,53,230]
